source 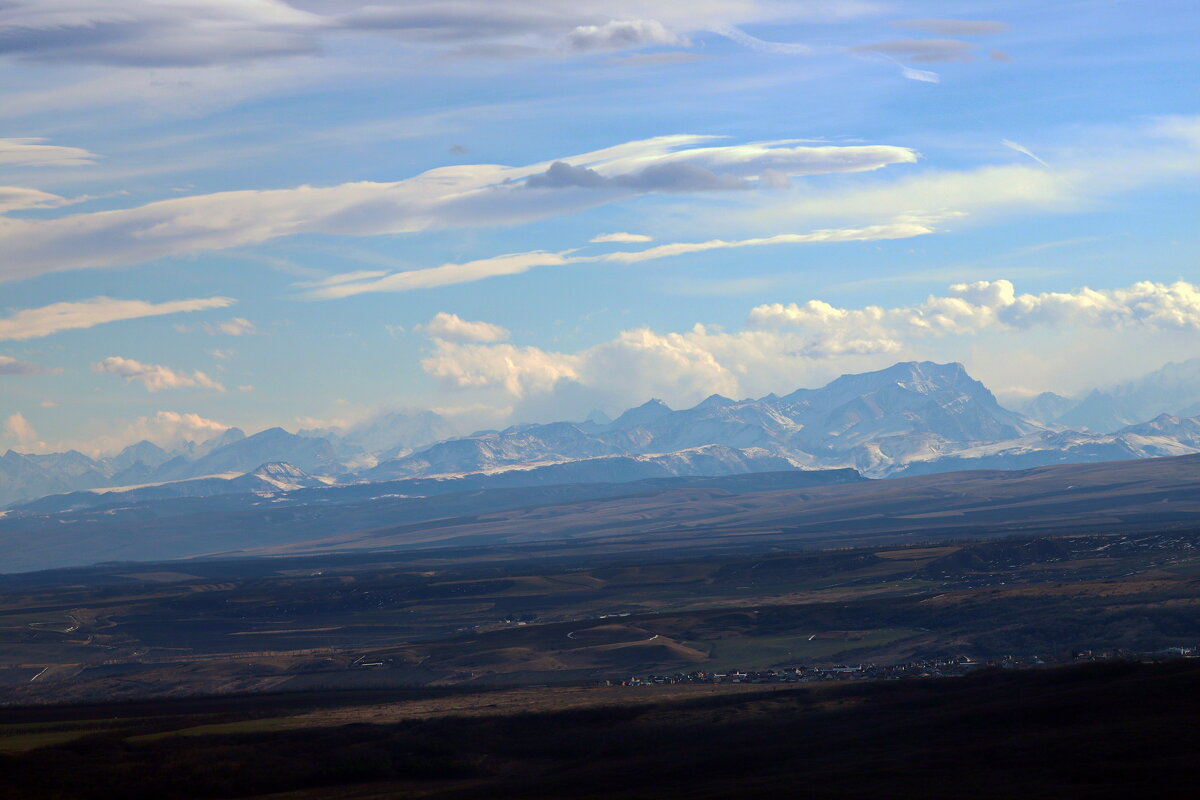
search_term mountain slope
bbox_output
[367,362,1046,479]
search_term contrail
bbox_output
[1002,139,1051,168]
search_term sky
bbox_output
[1,0,1199,455]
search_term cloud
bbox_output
[0,356,56,376]
[527,160,752,191]
[0,138,98,167]
[0,0,325,67]
[93,356,225,392]
[1001,139,1050,168]
[303,219,935,299]
[203,317,257,336]
[896,63,940,82]
[423,341,580,398]
[4,412,41,449]
[0,186,75,214]
[748,279,1200,337]
[414,279,1200,419]
[854,38,977,63]
[713,26,817,56]
[421,312,510,343]
[0,135,917,284]
[565,19,686,52]
[96,410,230,456]
[0,1,875,70]
[0,296,235,341]
[591,232,653,243]
[713,116,1200,231]
[890,19,1010,36]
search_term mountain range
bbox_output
[6,359,1200,510]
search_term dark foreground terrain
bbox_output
[2,455,1199,797]
[1,660,1198,799]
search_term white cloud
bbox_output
[1001,139,1050,168]
[591,232,653,243]
[748,279,1200,338]
[711,116,1200,232]
[4,412,42,450]
[423,341,580,398]
[713,25,818,56]
[0,186,74,214]
[421,312,510,343]
[0,135,917,284]
[565,19,686,52]
[0,0,325,67]
[305,219,934,299]
[415,279,1200,419]
[76,410,232,456]
[93,356,225,392]
[203,317,257,336]
[0,138,98,167]
[0,356,55,375]
[0,1,881,70]
[0,296,235,341]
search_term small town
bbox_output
[613,647,1200,687]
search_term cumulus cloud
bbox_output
[565,19,686,52]
[4,412,41,449]
[93,356,225,392]
[0,296,235,341]
[423,341,580,398]
[303,219,934,299]
[591,232,653,243]
[88,410,231,456]
[421,312,510,343]
[0,356,56,376]
[0,138,98,167]
[890,19,1010,36]
[748,279,1200,339]
[203,317,257,336]
[414,279,1200,418]
[0,135,917,284]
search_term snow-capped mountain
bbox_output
[1054,358,1200,432]
[17,461,334,514]
[8,360,1200,509]
[366,362,1046,479]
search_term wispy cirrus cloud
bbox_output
[0,138,98,167]
[0,135,917,284]
[0,355,57,376]
[302,219,937,299]
[0,296,234,341]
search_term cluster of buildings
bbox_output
[613,656,988,686]
[613,647,1200,687]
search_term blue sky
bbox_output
[1,0,1199,454]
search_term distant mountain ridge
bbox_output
[365,361,1044,480]
[8,360,1200,509]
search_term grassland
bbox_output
[0,525,1199,704]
